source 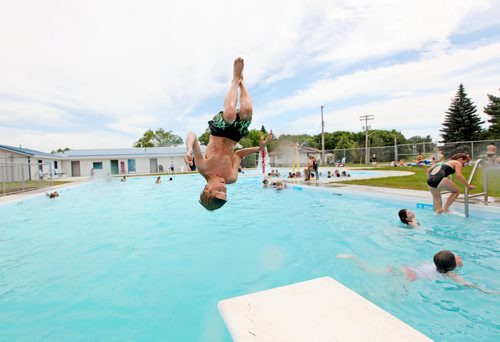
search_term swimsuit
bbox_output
[208,110,251,143]
[487,153,495,157]
[427,163,455,188]
[409,263,439,280]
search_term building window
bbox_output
[54,161,58,169]
[93,162,103,170]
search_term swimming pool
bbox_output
[0,175,498,341]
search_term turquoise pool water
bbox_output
[0,175,498,341]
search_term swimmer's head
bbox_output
[398,209,409,224]
[450,153,469,163]
[199,177,227,211]
[433,250,463,273]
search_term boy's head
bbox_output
[433,250,463,273]
[199,177,227,211]
[398,209,414,224]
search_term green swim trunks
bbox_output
[208,110,252,142]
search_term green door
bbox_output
[110,160,119,175]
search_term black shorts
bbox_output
[208,110,252,143]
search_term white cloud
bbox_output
[0,0,498,151]
[256,42,500,140]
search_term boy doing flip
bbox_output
[185,58,272,210]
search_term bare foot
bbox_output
[436,208,444,214]
[233,57,244,81]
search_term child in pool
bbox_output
[398,209,419,228]
[337,250,498,295]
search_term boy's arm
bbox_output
[449,273,499,295]
[234,133,273,160]
[233,133,273,172]
[185,132,205,170]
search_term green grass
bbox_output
[334,166,500,197]
[1,180,72,195]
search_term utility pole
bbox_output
[321,105,325,165]
[394,135,398,162]
[359,115,374,164]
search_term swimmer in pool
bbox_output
[184,57,272,211]
[398,209,419,228]
[337,251,498,294]
[426,153,475,213]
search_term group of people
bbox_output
[287,171,302,178]
[327,170,350,178]
[267,169,281,177]
[155,176,173,184]
[262,178,287,190]
[304,155,319,180]
[179,58,496,295]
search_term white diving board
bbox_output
[218,276,432,342]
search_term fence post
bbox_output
[471,141,474,160]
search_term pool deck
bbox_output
[219,276,432,342]
[284,169,500,210]
[0,177,89,204]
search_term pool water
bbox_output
[0,175,498,341]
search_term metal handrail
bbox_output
[464,159,488,217]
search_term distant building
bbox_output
[0,145,61,181]
[0,144,205,181]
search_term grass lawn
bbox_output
[336,165,500,197]
[1,180,72,195]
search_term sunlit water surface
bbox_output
[0,174,498,341]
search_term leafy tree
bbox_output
[133,128,183,147]
[408,135,433,144]
[484,89,500,139]
[51,147,70,154]
[198,128,210,146]
[440,84,484,143]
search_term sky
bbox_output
[1,0,500,152]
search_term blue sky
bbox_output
[1,0,499,151]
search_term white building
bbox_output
[58,146,205,177]
[0,145,61,181]
[1,144,205,180]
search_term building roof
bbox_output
[1,144,206,160]
[58,146,205,159]
[0,144,57,158]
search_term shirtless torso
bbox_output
[198,136,239,184]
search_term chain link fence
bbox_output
[272,139,500,165]
[1,161,55,196]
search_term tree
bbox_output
[198,129,210,146]
[408,135,433,144]
[440,84,484,143]
[133,128,183,147]
[51,147,70,154]
[484,89,500,139]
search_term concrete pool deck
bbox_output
[219,277,432,342]
[283,168,500,211]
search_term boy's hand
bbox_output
[185,149,194,166]
[259,133,273,151]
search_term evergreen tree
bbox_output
[484,89,500,139]
[440,84,484,142]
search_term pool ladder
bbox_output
[463,159,489,217]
